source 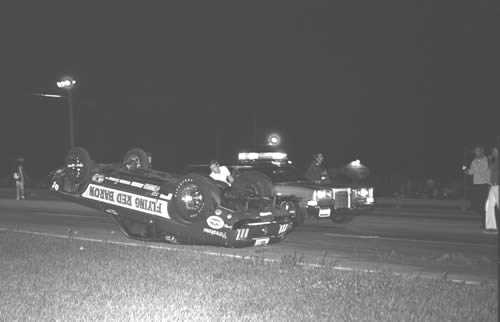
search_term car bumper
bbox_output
[306,204,375,218]
[227,217,293,247]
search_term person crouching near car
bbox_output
[209,160,234,187]
[13,157,26,200]
[463,146,490,228]
[484,147,499,233]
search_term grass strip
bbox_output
[0,231,496,321]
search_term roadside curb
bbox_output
[375,197,470,211]
[0,198,100,214]
[369,209,477,221]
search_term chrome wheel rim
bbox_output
[178,183,204,217]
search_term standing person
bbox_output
[209,160,234,187]
[147,152,153,168]
[484,146,499,232]
[463,146,490,227]
[13,157,26,200]
[305,153,329,183]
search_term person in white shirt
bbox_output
[464,146,490,227]
[209,160,234,187]
[484,146,499,232]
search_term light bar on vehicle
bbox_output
[238,152,287,161]
[32,93,64,98]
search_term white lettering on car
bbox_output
[143,183,160,192]
[159,193,172,201]
[206,216,225,230]
[203,228,227,239]
[82,184,170,219]
[51,181,60,191]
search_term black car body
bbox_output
[49,147,293,247]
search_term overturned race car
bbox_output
[49,147,294,247]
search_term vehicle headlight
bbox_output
[354,187,373,197]
[350,160,361,167]
[314,189,333,201]
[357,188,370,198]
[353,188,374,204]
[91,174,105,184]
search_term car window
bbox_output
[184,165,210,176]
[239,165,304,182]
[270,167,304,182]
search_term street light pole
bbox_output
[57,76,77,149]
[215,127,220,160]
[253,110,257,147]
[67,89,75,148]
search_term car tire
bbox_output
[294,207,306,226]
[63,147,93,192]
[232,170,274,198]
[278,200,304,226]
[170,173,220,223]
[123,148,151,170]
[330,210,347,223]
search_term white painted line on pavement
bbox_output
[324,233,381,239]
[32,212,102,219]
[323,232,497,248]
[1,210,102,219]
[0,226,486,285]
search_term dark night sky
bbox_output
[1,1,498,183]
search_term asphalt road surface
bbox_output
[0,198,497,284]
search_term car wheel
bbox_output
[123,148,151,170]
[330,211,347,223]
[232,170,273,198]
[63,147,93,192]
[294,207,306,226]
[171,174,220,223]
[279,200,304,226]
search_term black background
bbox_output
[1,1,498,183]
